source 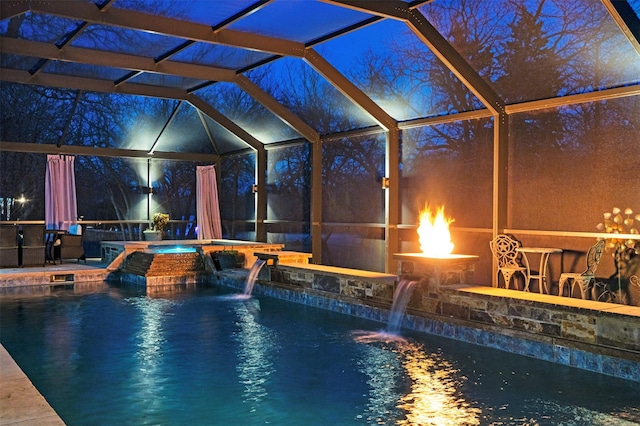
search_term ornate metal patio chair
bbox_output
[489,234,527,290]
[628,275,640,306]
[558,239,605,298]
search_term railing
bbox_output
[0,220,198,258]
[0,220,197,240]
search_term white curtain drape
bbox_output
[45,154,77,231]
[196,165,222,239]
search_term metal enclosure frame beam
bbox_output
[321,0,508,276]
[235,75,320,143]
[0,141,216,162]
[0,37,238,82]
[385,127,400,272]
[303,48,396,131]
[602,0,640,57]
[186,95,265,152]
[27,0,307,57]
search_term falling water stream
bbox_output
[217,259,267,301]
[353,279,418,344]
[386,279,417,334]
[244,258,267,296]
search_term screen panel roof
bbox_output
[1,0,639,159]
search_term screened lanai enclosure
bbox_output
[1,0,639,287]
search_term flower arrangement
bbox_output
[152,213,169,232]
[596,207,640,300]
[596,207,640,253]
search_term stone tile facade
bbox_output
[213,262,640,382]
[267,264,396,304]
[394,253,478,288]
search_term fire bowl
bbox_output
[393,253,479,287]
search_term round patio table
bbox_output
[516,247,563,294]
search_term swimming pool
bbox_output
[1,285,638,425]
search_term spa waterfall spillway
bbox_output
[119,245,208,290]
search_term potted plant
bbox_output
[143,213,169,241]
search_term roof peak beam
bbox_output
[322,0,506,115]
[0,37,237,83]
[148,101,183,154]
[186,94,265,153]
[196,109,221,156]
[28,0,306,57]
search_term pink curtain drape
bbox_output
[196,165,222,239]
[45,155,77,231]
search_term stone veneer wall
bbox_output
[409,283,640,350]
[415,286,640,380]
[213,264,640,382]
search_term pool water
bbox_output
[1,285,639,425]
[150,246,197,254]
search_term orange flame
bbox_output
[417,205,455,257]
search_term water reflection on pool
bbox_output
[0,286,638,425]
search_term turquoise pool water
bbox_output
[150,245,197,254]
[1,285,638,425]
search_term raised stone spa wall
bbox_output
[101,240,285,269]
[118,251,209,289]
[201,243,285,269]
[213,263,640,382]
[103,240,286,289]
